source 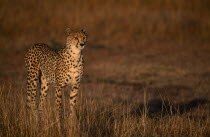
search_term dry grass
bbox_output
[0,80,209,137]
[0,0,210,137]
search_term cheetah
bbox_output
[25,29,87,125]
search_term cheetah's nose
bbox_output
[80,43,85,46]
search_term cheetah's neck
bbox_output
[59,46,82,61]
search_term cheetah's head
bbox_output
[66,28,87,50]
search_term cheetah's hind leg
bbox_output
[26,66,39,119]
[38,73,49,122]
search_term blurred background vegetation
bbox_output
[0,0,209,49]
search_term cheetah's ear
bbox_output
[81,29,87,36]
[66,28,72,36]
[81,29,86,33]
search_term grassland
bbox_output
[0,0,210,136]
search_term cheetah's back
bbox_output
[25,44,58,82]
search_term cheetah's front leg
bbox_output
[69,84,80,124]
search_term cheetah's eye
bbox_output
[74,37,78,40]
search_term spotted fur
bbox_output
[25,29,87,124]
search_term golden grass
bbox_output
[0,81,209,137]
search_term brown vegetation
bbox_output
[0,0,210,136]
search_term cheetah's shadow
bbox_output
[131,98,209,118]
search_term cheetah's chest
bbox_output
[65,67,82,85]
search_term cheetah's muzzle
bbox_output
[80,43,85,46]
